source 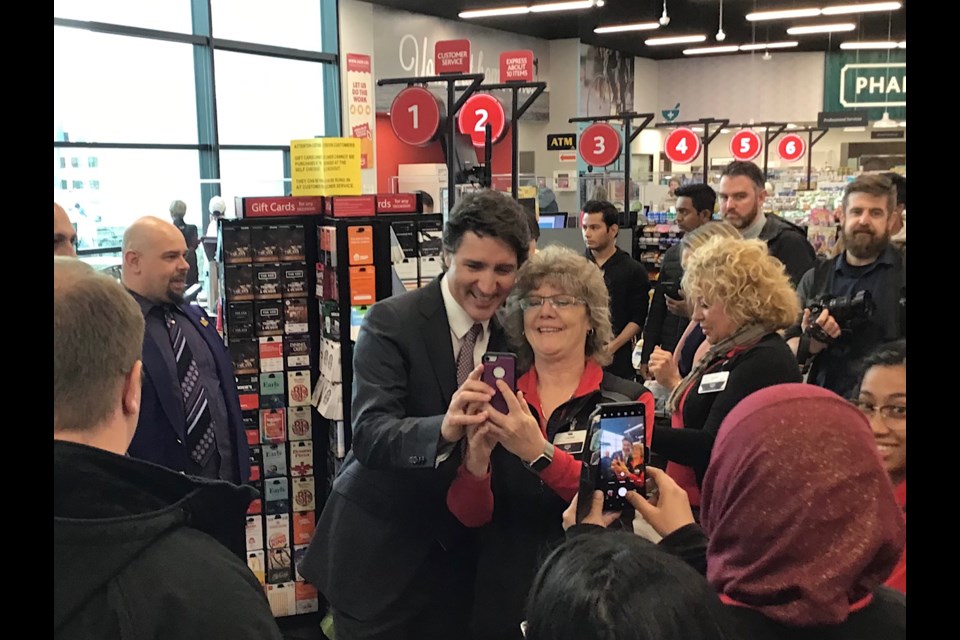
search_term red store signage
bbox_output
[376,193,419,214]
[457,93,508,148]
[500,50,534,82]
[435,39,471,74]
[578,122,622,167]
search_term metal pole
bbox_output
[623,118,632,215]
[806,129,814,189]
[511,89,519,200]
[447,82,456,212]
[702,121,710,185]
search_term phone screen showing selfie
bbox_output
[592,404,645,511]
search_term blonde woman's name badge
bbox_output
[699,371,730,394]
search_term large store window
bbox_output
[54,0,339,253]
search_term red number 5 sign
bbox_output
[730,130,763,162]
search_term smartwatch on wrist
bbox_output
[526,441,555,473]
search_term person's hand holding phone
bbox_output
[463,422,498,478]
[562,490,622,531]
[664,290,691,318]
[648,346,682,392]
[625,467,695,538]
[440,365,495,444]
[484,382,545,464]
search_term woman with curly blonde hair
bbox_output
[650,237,802,511]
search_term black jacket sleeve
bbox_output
[627,260,651,334]
[658,523,708,576]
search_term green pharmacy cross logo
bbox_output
[662,103,680,122]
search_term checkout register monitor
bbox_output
[537,212,569,229]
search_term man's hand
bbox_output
[484,382,546,463]
[440,365,494,444]
[562,490,622,530]
[637,363,650,381]
[463,422,498,478]
[648,346,682,391]
[665,293,690,318]
[800,308,841,355]
[624,467,695,537]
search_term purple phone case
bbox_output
[482,352,516,414]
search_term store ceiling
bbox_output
[358,0,906,60]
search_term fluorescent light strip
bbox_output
[787,23,855,34]
[840,40,898,49]
[822,2,902,16]
[746,8,821,21]
[459,5,529,18]
[530,1,595,12]
[739,41,799,50]
[683,45,740,55]
[595,21,660,34]
[459,1,597,18]
[647,34,707,46]
[898,41,906,48]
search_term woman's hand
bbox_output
[562,491,622,530]
[625,466,695,537]
[648,346,682,391]
[484,381,546,463]
[463,422,498,478]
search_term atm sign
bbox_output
[547,134,576,151]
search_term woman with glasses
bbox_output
[854,340,906,593]
[650,237,802,513]
[446,245,654,640]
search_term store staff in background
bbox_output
[785,174,906,399]
[524,208,541,256]
[718,161,815,287]
[417,190,435,214]
[582,200,650,381]
[120,216,250,484]
[169,199,200,286]
[638,183,715,380]
[657,177,681,212]
[299,189,530,640]
[54,258,281,640]
[54,202,78,257]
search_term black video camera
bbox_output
[808,290,876,330]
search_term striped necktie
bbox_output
[456,323,483,387]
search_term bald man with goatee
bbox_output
[121,216,250,483]
[54,203,77,257]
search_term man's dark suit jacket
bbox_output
[128,303,251,483]
[299,277,506,621]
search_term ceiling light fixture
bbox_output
[594,21,660,34]
[746,8,821,21]
[647,34,707,46]
[716,0,726,41]
[821,2,902,16]
[874,111,898,128]
[660,0,671,26]
[530,1,596,13]
[459,5,531,18]
[739,41,799,50]
[787,23,856,34]
[682,45,740,55]
[762,51,773,60]
[898,40,906,48]
[840,40,898,49]
[459,0,600,19]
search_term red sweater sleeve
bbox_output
[446,464,494,527]
[538,448,581,502]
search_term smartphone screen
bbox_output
[481,352,517,414]
[590,402,646,511]
[660,280,681,300]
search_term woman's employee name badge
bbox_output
[698,371,730,394]
[553,429,587,455]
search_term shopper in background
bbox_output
[417,190,435,213]
[718,160,815,287]
[786,174,906,398]
[54,202,78,257]
[639,183,715,380]
[881,171,906,262]
[657,177,681,212]
[120,216,250,484]
[54,257,281,640]
[169,199,200,286]
[582,200,650,381]
[604,384,906,638]
[523,207,541,256]
[299,189,530,640]
[649,237,801,511]
[523,531,740,640]
[446,246,653,640]
[854,340,907,594]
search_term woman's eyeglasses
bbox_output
[851,400,906,427]
[519,294,586,311]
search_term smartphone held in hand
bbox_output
[481,352,517,414]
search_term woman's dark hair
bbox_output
[525,532,736,640]
[442,189,530,265]
[854,339,906,396]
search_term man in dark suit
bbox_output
[121,216,250,484]
[300,190,531,639]
[170,199,200,287]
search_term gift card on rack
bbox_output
[347,225,374,265]
[254,263,283,300]
[349,266,376,306]
[419,256,443,282]
[350,306,369,342]
[247,445,263,482]
[289,441,314,477]
[293,545,309,582]
[258,336,284,373]
[287,406,313,441]
[259,372,285,409]
[265,513,290,549]
[245,428,260,448]
[227,302,255,340]
[246,515,264,551]
[247,550,266,585]
[284,298,309,334]
[242,410,259,432]
[292,476,316,512]
[260,408,286,444]
[292,511,315,546]
[391,221,417,259]
[222,225,252,264]
[394,258,419,291]
[320,338,341,383]
[224,264,254,301]
[230,339,259,376]
[288,370,312,408]
[266,582,297,617]
[237,375,259,411]
[295,582,319,614]
[418,219,443,256]
[282,263,308,297]
[285,334,311,370]
[253,225,282,263]
[255,301,283,337]
[267,547,294,585]
[247,479,263,515]
[263,443,288,478]
[265,477,290,515]
[321,301,340,341]
[277,224,305,262]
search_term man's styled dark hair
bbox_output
[525,532,736,640]
[524,209,541,241]
[842,173,896,212]
[675,183,717,215]
[720,160,765,190]
[582,200,619,228]
[442,189,530,265]
[881,172,906,207]
[417,190,434,209]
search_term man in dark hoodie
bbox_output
[53,257,281,640]
[718,161,815,287]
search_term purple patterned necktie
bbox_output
[456,323,483,387]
